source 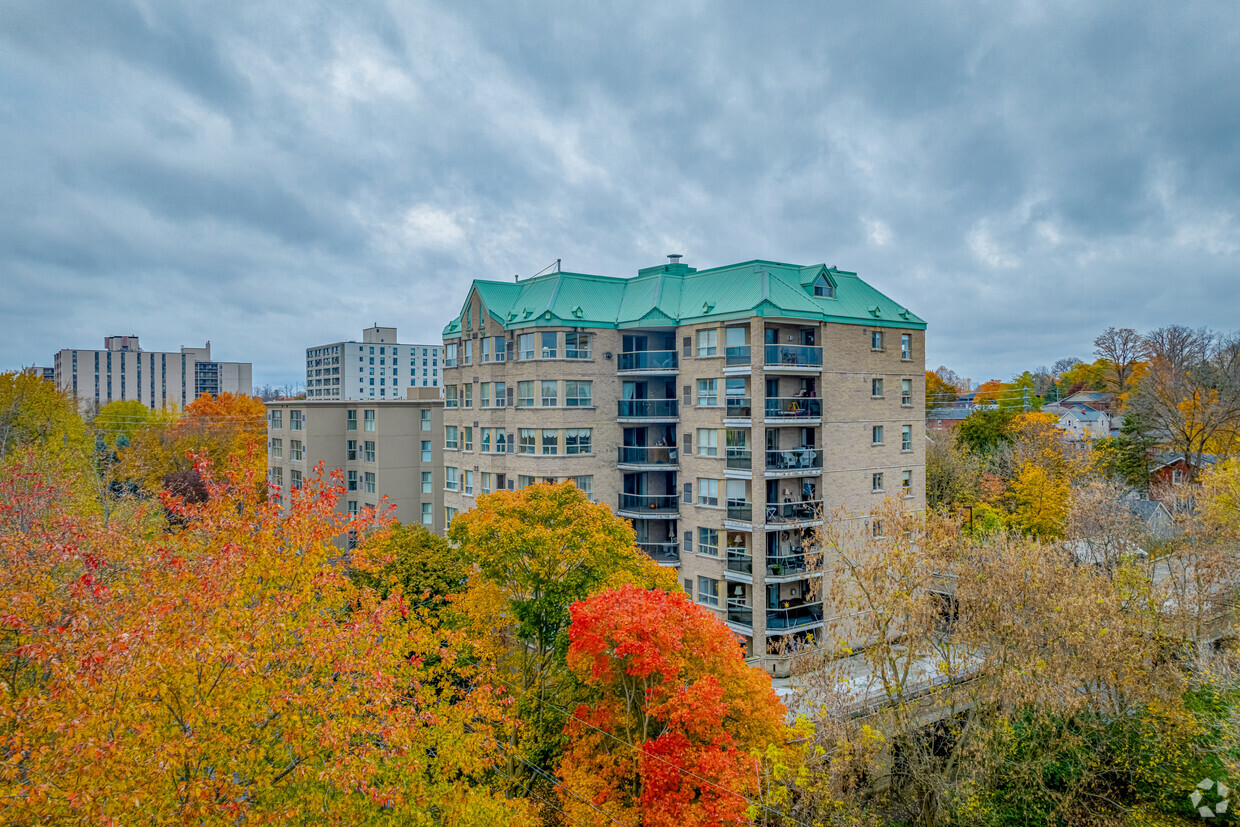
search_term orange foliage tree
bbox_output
[0,450,532,824]
[557,584,787,826]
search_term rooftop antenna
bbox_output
[514,274,519,282]
[556,258,561,272]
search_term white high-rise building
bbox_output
[52,336,252,411]
[305,326,442,401]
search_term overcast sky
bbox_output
[2,1,1237,388]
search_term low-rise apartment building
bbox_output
[266,389,444,533]
[440,256,926,669]
[305,326,443,400]
[53,336,252,411]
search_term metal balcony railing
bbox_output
[617,446,678,466]
[617,350,678,371]
[725,397,752,418]
[619,494,680,514]
[764,499,823,525]
[726,550,753,574]
[726,500,753,521]
[767,602,824,629]
[725,447,751,470]
[725,346,751,366]
[764,397,822,419]
[766,554,809,577]
[727,600,753,626]
[617,399,678,418]
[764,344,823,368]
[765,448,822,472]
[636,542,680,565]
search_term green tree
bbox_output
[352,523,468,607]
[0,370,88,465]
[1094,412,1157,491]
[956,408,1015,455]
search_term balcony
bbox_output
[617,399,679,419]
[637,542,680,566]
[764,499,823,525]
[764,397,822,420]
[726,549,753,575]
[725,346,751,366]
[725,447,752,470]
[727,600,753,627]
[619,493,680,516]
[725,397,752,419]
[764,448,822,473]
[617,446,679,468]
[766,554,809,577]
[726,500,753,522]
[767,601,824,630]
[617,350,678,373]
[764,345,823,369]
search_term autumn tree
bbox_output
[450,482,680,777]
[557,584,787,826]
[1093,326,1149,398]
[972,379,1006,407]
[925,370,960,412]
[0,451,534,824]
[925,435,981,511]
[351,522,468,609]
[956,408,1014,455]
[0,370,88,466]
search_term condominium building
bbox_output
[305,326,443,400]
[52,336,252,411]
[265,389,445,533]
[441,256,926,670]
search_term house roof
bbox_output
[1150,452,1220,471]
[442,259,926,338]
[926,408,970,420]
[1127,499,1170,523]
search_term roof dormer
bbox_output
[812,269,836,299]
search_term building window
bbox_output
[364,441,375,462]
[902,379,913,406]
[290,410,303,431]
[481,338,491,363]
[872,519,883,538]
[462,340,472,365]
[518,429,536,454]
[566,332,590,359]
[445,467,458,491]
[422,471,432,494]
[445,506,457,527]
[445,385,458,408]
[493,336,506,362]
[421,409,431,431]
[569,475,592,498]
[364,410,375,431]
[697,429,718,457]
[698,528,719,557]
[541,429,558,455]
[463,427,473,451]
[421,503,433,525]
[871,330,884,351]
[480,383,491,408]
[445,426,458,450]
[290,440,303,461]
[517,381,534,407]
[901,333,912,360]
[269,410,282,429]
[518,333,535,360]
[872,472,884,493]
[697,577,719,607]
[565,380,592,407]
[462,385,472,409]
[421,440,431,462]
[346,410,357,430]
[290,469,302,490]
[348,470,358,491]
[871,378,884,398]
[813,274,834,298]
[540,380,558,407]
[902,470,912,495]
[697,378,718,406]
[270,438,282,458]
[902,425,913,451]
[697,478,719,506]
[541,332,557,358]
[697,329,717,357]
[445,343,458,367]
[872,425,884,445]
[347,439,357,461]
[270,466,283,487]
[464,470,474,495]
[565,428,592,455]
[481,472,492,494]
[481,428,492,453]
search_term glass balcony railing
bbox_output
[725,397,752,418]
[767,602,824,629]
[725,447,751,470]
[726,549,753,574]
[727,600,753,627]
[726,500,753,522]
[617,446,679,466]
[764,397,822,419]
[617,399,679,418]
[764,344,823,368]
[725,346,751,366]
[636,542,680,565]
[764,448,822,472]
[617,350,678,371]
[764,499,823,525]
[766,554,809,577]
[619,494,680,514]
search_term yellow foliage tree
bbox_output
[1010,462,1070,539]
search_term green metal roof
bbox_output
[442,259,925,339]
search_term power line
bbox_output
[489,763,591,827]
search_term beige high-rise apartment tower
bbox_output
[440,257,925,673]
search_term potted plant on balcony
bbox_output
[770,563,782,575]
